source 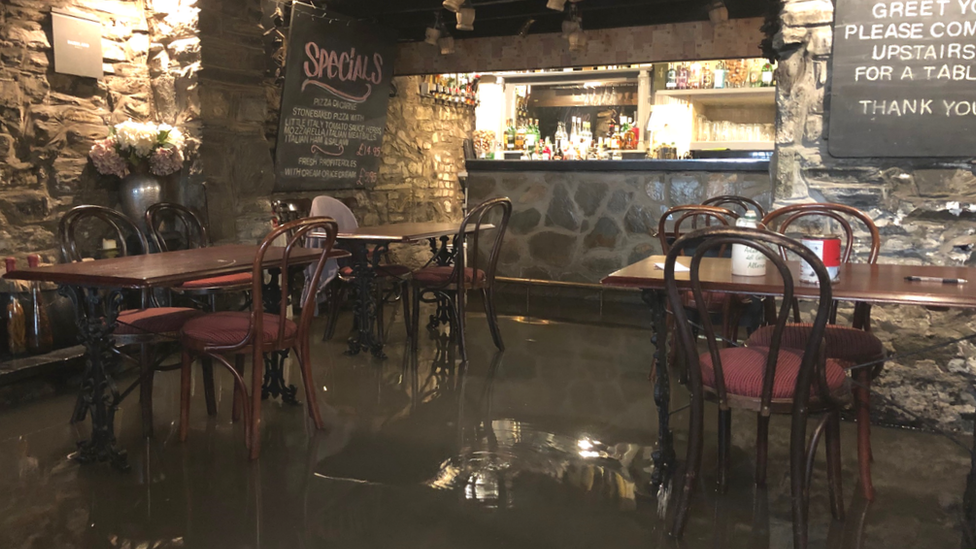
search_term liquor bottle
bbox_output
[505,119,515,150]
[713,60,727,89]
[748,60,761,87]
[676,63,689,89]
[761,62,774,87]
[515,123,526,150]
[608,116,617,140]
[542,138,552,161]
[4,258,26,356]
[702,63,714,89]
[666,63,677,89]
[690,62,703,89]
[26,254,51,354]
[555,121,568,153]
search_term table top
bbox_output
[333,222,494,243]
[602,255,976,309]
[1,244,350,289]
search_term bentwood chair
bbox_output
[308,195,412,343]
[665,226,852,549]
[702,195,767,219]
[658,205,744,346]
[410,197,512,362]
[748,202,885,500]
[146,203,253,304]
[59,205,201,437]
[178,217,339,459]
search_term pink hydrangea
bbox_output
[150,146,184,176]
[89,137,127,178]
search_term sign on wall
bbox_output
[273,3,396,192]
[52,9,103,79]
[828,0,976,157]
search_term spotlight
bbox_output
[456,0,475,31]
[425,12,443,45]
[568,29,587,53]
[707,1,729,24]
[438,35,456,55]
[443,0,464,13]
[547,0,568,10]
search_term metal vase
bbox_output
[118,169,162,229]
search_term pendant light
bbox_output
[425,12,444,46]
[456,0,475,31]
[443,0,465,12]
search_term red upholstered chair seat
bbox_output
[414,266,485,287]
[700,346,849,399]
[178,272,252,289]
[181,311,298,346]
[746,323,885,364]
[116,307,201,335]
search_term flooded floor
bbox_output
[0,305,969,548]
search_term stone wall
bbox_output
[467,169,771,282]
[775,0,976,430]
[0,0,200,264]
[396,18,766,75]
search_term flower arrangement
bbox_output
[89,120,186,178]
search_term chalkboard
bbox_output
[828,0,976,157]
[273,3,396,191]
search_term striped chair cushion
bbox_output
[116,307,201,335]
[413,266,485,287]
[699,346,849,399]
[179,272,252,289]
[181,311,297,346]
[746,323,885,364]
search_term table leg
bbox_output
[642,288,674,488]
[60,285,130,471]
[346,242,385,358]
[260,267,299,404]
[426,236,457,330]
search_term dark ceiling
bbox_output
[320,0,771,42]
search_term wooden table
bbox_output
[3,244,349,469]
[322,222,492,358]
[602,255,976,526]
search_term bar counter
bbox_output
[465,157,772,283]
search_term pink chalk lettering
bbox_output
[302,42,384,103]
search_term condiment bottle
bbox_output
[731,211,767,276]
[4,257,27,355]
[26,254,52,354]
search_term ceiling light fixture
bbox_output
[438,34,456,55]
[456,0,475,31]
[561,4,580,37]
[443,0,465,13]
[547,0,567,10]
[425,12,444,46]
[707,1,729,24]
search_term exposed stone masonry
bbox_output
[0,0,200,264]
[776,0,976,430]
[468,170,771,282]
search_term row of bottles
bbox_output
[3,255,52,357]
[500,113,641,159]
[419,73,480,106]
[665,58,775,90]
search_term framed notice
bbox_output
[828,0,976,157]
[273,3,397,191]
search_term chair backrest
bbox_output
[309,195,358,232]
[210,217,339,353]
[451,197,512,291]
[59,205,151,263]
[664,226,837,411]
[272,198,312,228]
[761,203,880,264]
[702,195,767,218]
[658,205,739,255]
[145,202,210,252]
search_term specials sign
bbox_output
[274,3,396,191]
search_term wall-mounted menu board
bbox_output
[274,3,396,191]
[828,0,976,157]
